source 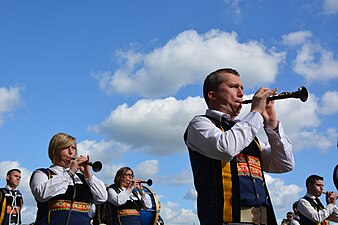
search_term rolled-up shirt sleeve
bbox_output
[260,122,294,173]
[86,175,108,204]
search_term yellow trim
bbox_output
[0,193,6,225]
[253,138,261,150]
[222,160,232,223]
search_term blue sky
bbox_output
[1,0,338,224]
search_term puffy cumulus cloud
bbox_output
[293,43,338,82]
[135,160,159,178]
[323,0,338,14]
[291,128,337,152]
[265,174,303,220]
[320,90,338,115]
[160,201,199,225]
[0,161,36,224]
[95,29,285,97]
[77,139,128,164]
[282,31,312,46]
[0,86,21,125]
[91,96,206,155]
[184,186,197,200]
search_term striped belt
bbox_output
[240,206,267,225]
[48,200,91,213]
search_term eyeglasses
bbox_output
[124,173,134,178]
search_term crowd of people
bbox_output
[1,68,337,225]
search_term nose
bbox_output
[238,88,244,97]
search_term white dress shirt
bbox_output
[107,186,152,210]
[30,165,107,204]
[298,193,338,223]
[185,109,294,173]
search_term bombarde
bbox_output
[140,179,153,186]
[71,157,103,172]
[241,86,308,104]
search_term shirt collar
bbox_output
[205,109,238,122]
[305,193,317,199]
[5,185,17,191]
[50,165,69,174]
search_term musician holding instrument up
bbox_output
[184,68,295,225]
[106,167,152,225]
[297,174,338,224]
[30,132,107,225]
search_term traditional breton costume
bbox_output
[32,168,92,225]
[185,115,277,225]
[0,187,23,225]
[107,184,145,225]
[299,195,330,225]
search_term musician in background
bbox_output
[0,169,23,225]
[30,132,107,225]
[297,174,338,224]
[184,68,294,225]
[106,167,152,225]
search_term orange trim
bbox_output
[48,200,90,213]
[118,209,140,216]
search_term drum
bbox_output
[140,186,162,225]
[334,164,338,190]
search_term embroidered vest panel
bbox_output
[33,168,92,225]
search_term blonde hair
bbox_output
[48,133,76,163]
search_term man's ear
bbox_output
[207,91,216,101]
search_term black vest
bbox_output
[185,115,277,225]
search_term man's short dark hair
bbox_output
[7,168,21,176]
[203,68,240,106]
[305,174,323,187]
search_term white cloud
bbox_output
[282,31,312,46]
[184,186,197,200]
[160,201,199,225]
[293,43,338,82]
[0,86,21,125]
[78,139,129,164]
[91,96,206,155]
[224,0,242,20]
[135,160,159,179]
[323,0,338,14]
[265,174,303,221]
[93,91,335,157]
[95,29,285,97]
[320,90,338,115]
